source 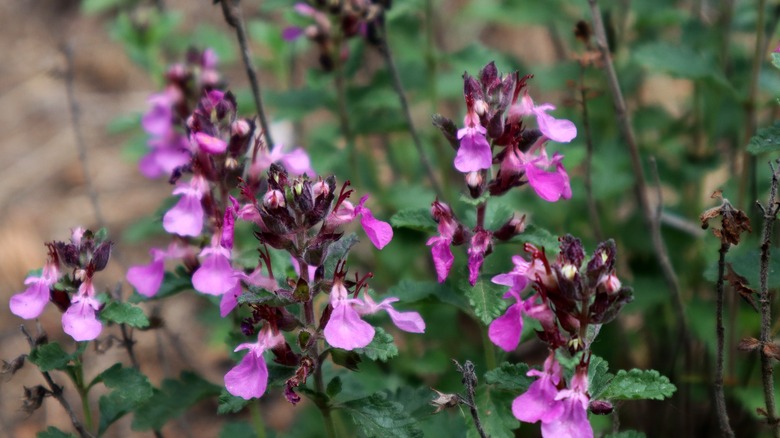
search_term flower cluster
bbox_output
[139,48,222,179]
[489,235,633,437]
[10,228,113,342]
[283,1,390,70]
[429,62,576,285]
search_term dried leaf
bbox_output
[699,199,751,245]
[725,264,759,311]
[763,343,780,361]
[430,388,460,414]
[737,337,760,352]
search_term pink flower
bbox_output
[192,239,237,296]
[358,293,426,334]
[10,262,60,319]
[511,91,577,143]
[61,279,103,342]
[138,133,191,179]
[219,268,277,317]
[426,201,459,283]
[328,195,393,250]
[467,229,492,286]
[454,112,492,173]
[541,370,593,438]
[126,244,188,298]
[163,176,208,237]
[141,91,175,137]
[525,152,571,202]
[224,327,285,400]
[193,132,228,155]
[249,143,315,177]
[512,354,564,424]
[323,279,375,350]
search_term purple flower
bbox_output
[512,354,564,424]
[525,152,571,202]
[163,176,208,237]
[141,90,175,137]
[138,133,191,179]
[192,238,237,296]
[249,143,315,178]
[224,327,285,400]
[323,279,375,350]
[61,279,103,342]
[126,244,188,298]
[511,91,577,143]
[359,293,426,334]
[10,262,59,319]
[454,112,492,173]
[329,195,393,250]
[426,201,458,283]
[193,132,228,155]
[541,370,593,438]
[467,229,492,286]
[220,268,277,317]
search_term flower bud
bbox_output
[589,400,614,415]
[474,99,488,116]
[263,189,286,209]
[602,274,621,293]
[561,264,577,280]
[494,214,526,241]
[465,171,484,198]
[231,119,251,137]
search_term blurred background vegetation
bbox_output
[2,0,780,436]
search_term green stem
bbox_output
[480,326,497,371]
[249,402,267,438]
[72,359,94,433]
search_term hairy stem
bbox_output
[715,241,735,438]
[586,0,691,350]
[21,326,94,438]
[758,161,780,436]
[376,20,443,198]
[62,44,105,230]
[454,360,487,438]
[219,0,274,148]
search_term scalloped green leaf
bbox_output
[217,389,250,415]
[462,279,507,325]
[37,427,75,438]
[100,302,149,328]
[485,362,534,392]
[29,343,73,372]
[341,392,422,438]
[355,327,398,361]
[747,121,780,155]
[390,208,437,232]
[601,369,676,401]
[588,355,614,400]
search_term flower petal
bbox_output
[163,192,204,237]
[488,303,524,352]
[385,307,426,333]
[62,297,103,342]
[454,131,492,172]
[192,252,237,296]
[323,304,375,350]
[360,210,393,250]
[127,258,165,297]
[224,350,269,400]
[9,280,50,319]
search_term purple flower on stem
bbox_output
[330,195,393,250]
[141,90,176,137]
[193,132,228,155]
[511,91,577,143]
[426,201,459,283]
[525,152,571,202]
[62,278,103,342]
[126,244,188,298]
[359,293,426,334]
[323,278,375,350]
[454,112,492,173]
[541,369,593,438]
[467,229,492,286]
[192,237,237,296]
[10,261,59,319]
[163,175,208,237]
[512,353,564,424]
[138,133,191,179]
[224,326,285,400]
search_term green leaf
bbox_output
[100,302,150,328]
[466,387,519,438]
[37,427,76,438]
[217,389,250,415]
[511,224,559,253]
[388,279,469,311]
[633,42,717,80]
[324,233,360,278]
[329,349,362,371]
[601,369,676,401]
[341,393,423,438]
[355,327,399,361]
[238,286,293,307]
[326,376,343,398]
[390,208,437,232]
[485,362,534,392]
[95,364,155,435]
[588,355,614,400]
[459,191,490,207]
[747,121,780,154]
[462,279,507,325]
[132,372,221,431]
[29,343,73,372]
